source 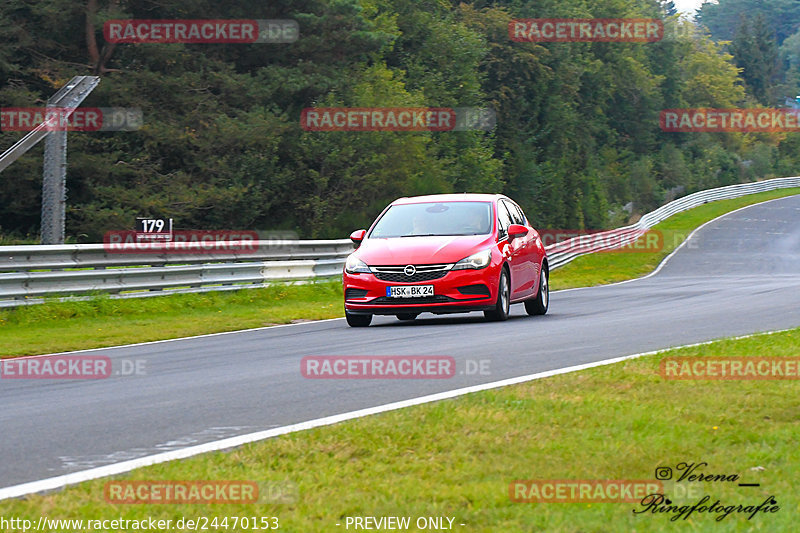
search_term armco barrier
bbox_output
[1,176,798,306]
[0,240,353,306]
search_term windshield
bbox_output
[369,201,493,238]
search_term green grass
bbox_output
[0,235,39,245]
[1,187,799,357]
[0,282,343,357]
[2,327,797,532]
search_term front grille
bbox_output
[370,295,452,305]
[374,270,447,283]
[345,288,369,300]
[371,263,452,283]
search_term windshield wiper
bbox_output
[399,233,460,237]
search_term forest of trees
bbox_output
[1,0,799,240]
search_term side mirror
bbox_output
[508,224,529,240]
[350,229,366,245]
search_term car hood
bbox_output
[356,235,495,265]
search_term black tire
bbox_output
[525,265,549,316]
[345,311,372,327]
[396,313,419,321]
[484,268,510,321]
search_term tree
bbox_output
[697,0,800,45]
[729,14,780,105]
[1,0,797,241]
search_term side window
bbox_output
[510,201,527,225]
[501,200,523,226]
[497,201,513,240]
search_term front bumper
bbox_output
[343,266,499,315]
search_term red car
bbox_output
[342,194,549,327]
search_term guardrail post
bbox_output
[40,76,101,244]
[40,117,68,245]
[0,76,100,244]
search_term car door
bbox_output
[498,200,528,299]
[508,200,541,298]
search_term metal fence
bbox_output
[1,176,798,306]
[0,240,353,307]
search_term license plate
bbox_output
[387,285,434,298]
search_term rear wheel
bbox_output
[484,268,510,321]
[525,265,549,316]
[346,311,372,327]
[397,313,418,321]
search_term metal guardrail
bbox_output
[1,176,798,306]
[0,240,354,307]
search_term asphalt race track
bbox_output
[2,195,799,491]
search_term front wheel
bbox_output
[484,268,510,321]
[346,311,372,327]
[525,266,549,316]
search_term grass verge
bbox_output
[0,282,343,357]
[1,187,799,357]
[2,327,798,532]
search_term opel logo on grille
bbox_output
[403,265,416,277]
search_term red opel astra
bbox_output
[342,194,549,327]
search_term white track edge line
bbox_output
[0,326,795,502]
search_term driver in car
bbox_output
[410,215,430,236]
[464,208,488,234]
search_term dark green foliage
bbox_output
[729,14,781,105]
[0,0,797,241]
[697,0,800,45]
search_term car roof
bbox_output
[390,193,506,205]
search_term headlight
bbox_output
[345,254,371,274]
[452,249,492,270]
